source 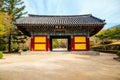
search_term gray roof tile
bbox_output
[14,14,105,25]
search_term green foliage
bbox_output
[11,42,29,52]
[11,28,28,53]
[0,51,3,59]
[0,45,6,51]
[91,25,120,52]
[0,41,6,51]
[91,44,120,51]
[59,39,67,48]
[95,50,118,53]
[11,42,19,52]
[12,28,28,43]
[22,46,29,51]
[96,27,120,39]
[100,40,112,44]
[2,0,27,21]
[52,39,67,49]
[52,39,59,48]
[0,11,13,35]
[0,0,28,52]
[0,0,5,11]
[117,51,120,57]
[0,11,11,51]
[0,24,6,35]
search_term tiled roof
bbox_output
[14,14,106,37]
[14,14,105,25]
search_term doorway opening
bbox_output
[50,36,71,51]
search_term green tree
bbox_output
[0,11,13,51]
[0,0,4,11]
[110,27,120,39]
[52,39,59,48]
[3,0,27,21]
[94,26,120,50]
[96,27,120,40]
[11,28,28,52]
[1,0,27,52]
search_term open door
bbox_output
[50,36,71,51]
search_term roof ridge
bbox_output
[28,14,92,17]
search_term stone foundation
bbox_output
[21,51,100,55]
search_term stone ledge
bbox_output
[20,51,100,55]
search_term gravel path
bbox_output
[0,53,120,80]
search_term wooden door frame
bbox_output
[50,36,71,51]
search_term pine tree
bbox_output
[1,0,27,52]
[0,11,13,51]
[3,0,27,21]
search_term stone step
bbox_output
[21,51,100,55]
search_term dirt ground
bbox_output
[0,53,120,80]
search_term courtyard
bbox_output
[0,53,120,80]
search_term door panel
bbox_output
[74,36,87,50]
[33,36,47,51]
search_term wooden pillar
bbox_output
[86,38,90,51]
[47,36,50,51]
[30,37,34,51]
[71,36,74,51]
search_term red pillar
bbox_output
[30,37,34,51]
[71,37,74,51]
[47,36,50,51]
[86,38,90,51]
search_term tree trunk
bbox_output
[8,33,11,52]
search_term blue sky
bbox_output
[23,0,120,29]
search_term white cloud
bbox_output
[23,0,120,28]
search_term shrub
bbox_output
[14,48,19,52]
[91,44,120,51]
[22,47,29,51]
[0,44,6,51]
[0,39,7,51]
[100,40,112,44]
[11,43,19,52]
[92,49,118,53]
[0,51,3,59]
[117,51,120,58]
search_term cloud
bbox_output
[24,0,46,14]
[77,0,120,28]
[23,0,120,28]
